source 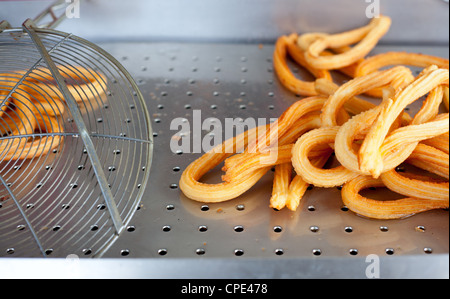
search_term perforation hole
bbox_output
[310,226,319,233]
[97,203,106,210]
[424,247,433,254]
[233,225,244,232]
[385,248,395,255]
[307,205,316,212]
[380,226,389,232]
[273,226,282,233]
[415,225,426,233]
[236,204,245,211]
[198,225,208,232]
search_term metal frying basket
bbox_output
[0,2,153,258]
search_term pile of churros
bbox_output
[0,66,106,161]
[180,16,449,220]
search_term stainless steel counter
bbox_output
[2,41,448,279]
[0,0,449,279]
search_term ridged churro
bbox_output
[180,16,449,219]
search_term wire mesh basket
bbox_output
[0,24,153,258]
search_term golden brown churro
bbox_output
[359,67,449,178]
[180,16,449,219]
[341,175,448,220]
[270,163,293,210]
[274,34,332,96]
[0,66,107,161]
[303,16,391,70]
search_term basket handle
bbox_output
[32,0,69,29]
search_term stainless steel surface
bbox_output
[87,42,448,269]
[0,0,448,44]
[1,38,448,278]
[0,27,153,257]
[0,0,448,279]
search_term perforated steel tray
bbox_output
[89,41,448,278]
[1,40,448,279]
